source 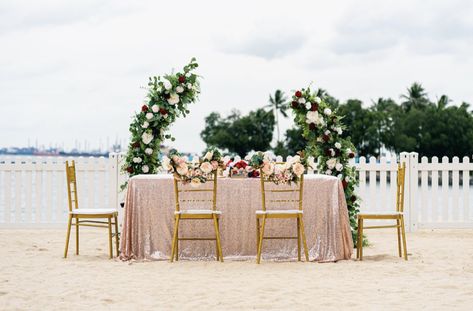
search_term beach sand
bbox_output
[1,228,472,310]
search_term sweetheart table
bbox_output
[119,174,353,262]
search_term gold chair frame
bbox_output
[170,170,223,262]
[256,165,309,264]
[357,163,408,260]
[64,160,119,259]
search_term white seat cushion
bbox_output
[175,209,222,215]
[359,211,403,216]
[70,208,117,215]
[256,209,303,214]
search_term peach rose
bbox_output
[200,162,213,174]
[176,163,188,176]
[292,162,305,177]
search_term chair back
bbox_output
[259,162,304,212]
[396,162,406,213]
[65,160,79,212]
[173,170,218,213]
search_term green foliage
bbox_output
[201,109,275,156]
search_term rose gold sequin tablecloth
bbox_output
[120,174,353,262]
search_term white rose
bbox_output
[176,86,184,93]
[326,158,337,169]
[335,163,343,172]
[145,112,153,120]
[329,148,335,156]
[307,156,316,169]
[133,157,142,163]
[142,165,149,173]
[167,93,180,105]
[292,163,305,177]
[325,130,331,135]
[314,97,321,104]
[200,162,213,174]
[142,132,153,145]
[306,111,323,125]
[292,155,301,163]
[163,79,172,90]
[152,105,159,113]
[324,108,332,116]
[142,121,149,129]
[335,142,342,149]
[336,127,343,135]
[204,151,213,161]
[305,102,311,110]
[298,97,306,104]
[162,156,172,170]
[145,148,153,155]
[187,83,192,89]
[325,169,332,175]
[185,72,191,77]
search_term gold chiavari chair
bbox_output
[64,160,119,259]
[357,163,408,260]
[256,164,309,264]
[170,170,223,262]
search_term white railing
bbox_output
[1,152,472,230]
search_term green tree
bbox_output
[265,90,288,142]
[201,109,275,156]
[401,82,430,111]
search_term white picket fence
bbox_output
[1,152,473,230]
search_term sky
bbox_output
[1,0,473,153]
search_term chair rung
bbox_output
[178,189,213,192]
[179,199,212,202]
[178,237,217,241]
[268,199,299,203]
[263,236,298,240]
[75,223,109,228]
[363,225,400,229]
[265,189,300,192]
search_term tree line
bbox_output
[201,83,473,158]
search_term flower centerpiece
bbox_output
[249,151,311,185]
[163,147,225,187]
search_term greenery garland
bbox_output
[289,87,360,243]
[121,58,200,187]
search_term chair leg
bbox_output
[397,218,402,257]
[170,216,179,262]
[75,216,79,255]
[257,215,266,264]
[357,217,361,259]
[359,218,364,260]
[299,215,309,262]
[256,217,260,253]
[108,217,113,259]
[400,216,408,260]
[114,215,119,256]
[175,223,179,261]
[64,214,73,258]
[296,217,301,261]
[213,215,223,262]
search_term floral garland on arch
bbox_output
[121,58,200,188]
[289,87,360,242]
[249,151,313,185]
[162,147,225,187]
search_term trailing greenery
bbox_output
[121,58,200,188]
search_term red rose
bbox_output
[324,149,331,156]
[127,167,134,174]
[141,105,148,112]
[295,91,302,98]
[342,180,348,189]
[291,101,298,109]
[159,108,168,115]
[335,149,341,157]
[251,170,260,178]
[164,93,171,99]
[132,142,140,148]
[309,123,316,131]
[178,76,186,83]
[322,134,330,142]
[350,195,356,202]
[311,103,318,111]
[348,152,355,158]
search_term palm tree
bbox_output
[436,95,451,111]
[265,90,288,142]
[401,82,429,111]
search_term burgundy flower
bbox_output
[322,134,330,142]
[324,149,331,156]
[309,123,316,131]
[348,152,355,158]
[127,167,134,174]
[178,76,186,83]
[335,149,341,157]
[132,142,140,148]
[331,116,337,122]
[164,93,171,99]
[310,103,318,111]
[342,180,348,189]
[291,101,299,109]
[159,108,168,115]
[295,91,302,98]
[350,195,357,202]
[141,105,148,112]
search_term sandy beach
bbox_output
[1,229,472,310]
